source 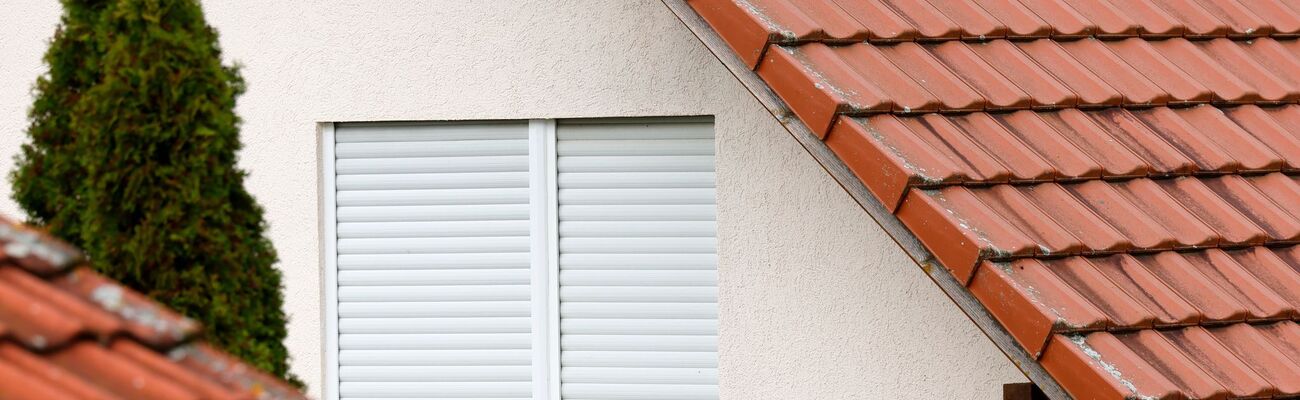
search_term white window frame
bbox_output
[320,118,713,400]
[321,122,340,400]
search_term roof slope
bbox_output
[0,217,304,400]
[687,0,1300,398]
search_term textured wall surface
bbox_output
[0,1,1025,398]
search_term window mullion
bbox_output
[529,119,561,400]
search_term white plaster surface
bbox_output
[0,1,1026,398]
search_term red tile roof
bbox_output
[0,216,305,400]
[687,0,1300,398]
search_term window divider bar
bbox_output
[320,122,340,400]
[529,119,559,400]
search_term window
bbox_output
[322,117,718,400]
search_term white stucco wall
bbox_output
[0,1,1026,398]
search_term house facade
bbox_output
[19,0,1300,399]
[1,1,1020,398]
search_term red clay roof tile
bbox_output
[1191,0,1270,37]
[1046,257,1155,329]
[1017,0,1096,38]
[969,185,1083,255]
[1038,334,1151,399]
[1209,323,1300,394]
[1110,179,1217,248]
[1243,0,1300,35]
[1228,248,1300,315]
[1035,110,1147,177]
[972,0,1052,37]
[1086,109,1197,175]
[1166,326,1273,397]
[1224,106,1300,170]
[0,216,303,400]
[990,111,1103,179]
[1069,0,1140,37]
[968,260,1088,356]
[926,0,1005,39]
[1198,39,1298,102]
[1088,255,1200,327]
[875,0,961,40]
[1061,39,1170,106]
[927,42,1027,109]
[687,1,1300,397]
[829,0,917,41]
[879,43,985,111]
[1063,180,1174,249]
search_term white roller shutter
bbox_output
[333,121,533,400]
[556,119,719,400]
[326,118,716,400]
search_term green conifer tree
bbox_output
[14,0,299,384]
[12,0,109,245]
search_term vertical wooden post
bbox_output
[1004,383,1050,400]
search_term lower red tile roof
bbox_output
[684,0,1300,398]
[0,216,304,400]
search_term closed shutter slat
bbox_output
[338,237,529,254]
[560,335,718,351]
[335,121,527,143]
[340,317,531,334]
[557,172,715,188]
[562,367,717,384]
[338,220,530,238]
[559,237,715,254]
[557,139,713,156]
[337,156,529,174]
[334,123,531,399]
[339,302,529,318]
[337,172,529,190]
[336,139,528,158]
[558,189,715,205]
[341,366,532,382]
[558,156,714,172]
[557,121,718,399]
[560,271,717,286]
[560,319,718,336]
[558,287,717,303]
[559,221,715,237]
[339,382,531,398]
[560,352,717,368]
[337,188,528,207]
[340,350,531,365]
[338,253,529,270]
[340,334,532,350]
[560,383,717,400]
[560,303,717,319]
[338,269,529,286]
[556,121,712,140]
[559,254,716,269]
[337,205,529,223]
[340,285,530,302]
